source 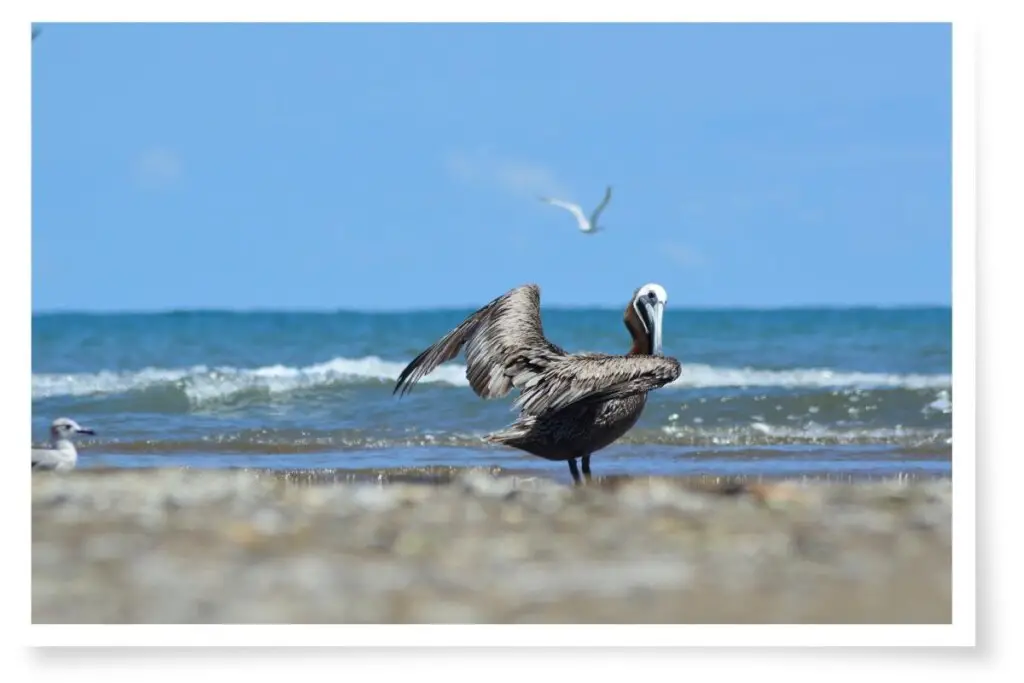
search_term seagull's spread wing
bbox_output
[539,196,589,229]
[589,186,613,226]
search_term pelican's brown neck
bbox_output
[624,302,652,356]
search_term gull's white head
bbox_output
[631,283,669,356]
[50,417,95,441]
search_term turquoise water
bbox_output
[31,306,952,483]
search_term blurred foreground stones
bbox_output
[32,468,951,623]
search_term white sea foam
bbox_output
[922,389,953,414]
[674,363,951,390]
[31,366,205,399]
[31,356,466,404]
[656,422,948,445]
[31,355,951,404]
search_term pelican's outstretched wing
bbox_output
[589,186,613,225]
[394,284,566,400]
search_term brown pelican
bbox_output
[393,283,681,483]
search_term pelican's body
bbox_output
[32,417,95,472]
[394,283,681,483]
[539,186,613,234]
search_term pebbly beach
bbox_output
[32,467,952,624]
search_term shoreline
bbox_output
[33,468,952,624]
[72,444,953,483]
[57,463,952,485]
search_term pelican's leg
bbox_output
[567,458,582,485]
[581,454,592,483]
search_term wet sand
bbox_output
[32,467,952,624]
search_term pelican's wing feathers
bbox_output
[514,353,681,417]
[394,284,566,400]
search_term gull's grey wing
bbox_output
[394,284,567,400]
[31,447,63,470]
[513,353,681,417]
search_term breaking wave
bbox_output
[33,355,952,405]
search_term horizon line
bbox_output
[32,302,953,316]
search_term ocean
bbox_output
[31,306,952,483]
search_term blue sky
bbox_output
[31,22,951,311]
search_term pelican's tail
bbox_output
[484,416,537,446]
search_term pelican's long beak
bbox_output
[648,301,665,356]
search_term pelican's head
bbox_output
[50,417,95,441]
[630,283,668,356]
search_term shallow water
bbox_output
[32,306,952,480]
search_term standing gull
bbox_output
[538,185,613,234]
[393,283,681,483]
[31,417,95,472]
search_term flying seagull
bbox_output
[538,185,613,234]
